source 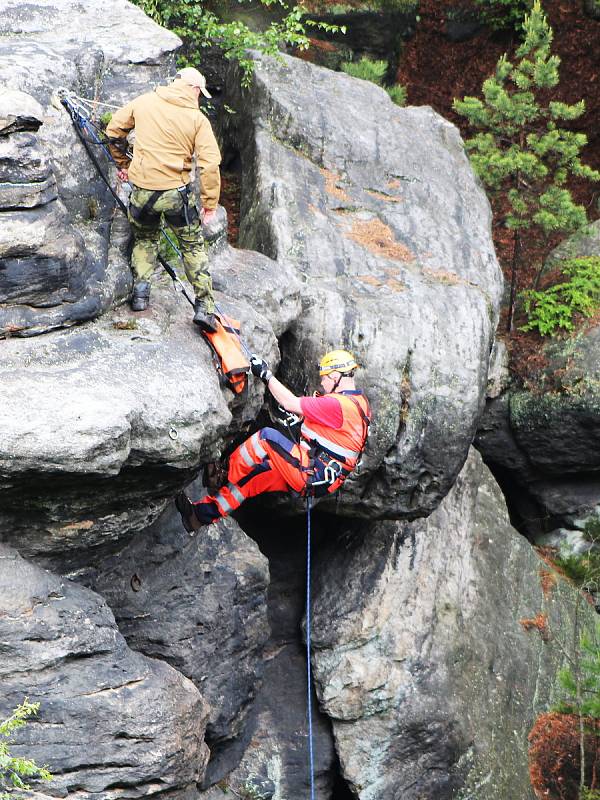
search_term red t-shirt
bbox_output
[299,395,343,429]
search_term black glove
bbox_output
[250,354,273,384]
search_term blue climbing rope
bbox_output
[306,495,316,800]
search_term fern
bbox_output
[521,256,600,336]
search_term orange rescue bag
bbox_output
[202,314,250,396]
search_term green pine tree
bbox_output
[453,0,600,331]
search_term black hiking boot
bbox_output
[203,457,230,491]
[193,298,218,333]
[131,280,151,312]
[175,492,203,534]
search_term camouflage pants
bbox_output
[128,185,214,312]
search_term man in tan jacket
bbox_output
[106,67,222,332]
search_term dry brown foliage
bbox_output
[529,712,600,799]
[422,267,462,285]
[356,268,405,293]
[520,612,550,643]
[539,568,558,600]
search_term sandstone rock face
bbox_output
[0,89,45,134]
[0,0,180,337]
[0,265,298,566]
[223,53,503,520]
[0,7,575,799]
[545,218,600,265]
[0,130,57,208]
[79,501,271,757]
[0,543,209,798]
[310,449,591,800]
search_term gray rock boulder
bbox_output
[0,200,104,335]
[0,131,57,208]
[544,218,600,265]
[0,543,209,798]
[0,0,181,105]
[0,88,45,134]
[79,500,271,758]
[477,221,600,544]
[223,53,503,520]
[310,449,594,799]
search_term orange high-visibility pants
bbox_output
[194,427,310,523]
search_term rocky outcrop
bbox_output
[476,226,600,549]
[0,543,209,798]
[0,89,118,337]
[0,255,299,567]
[0,0,181,337]
[545,218,600,265]
[78,499,271,761]
[197,512,338,798]
[310,449,595,800]
[1,5,579,800]
[223,52,503,521]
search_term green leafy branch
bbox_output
[133,0,345,86]
[453,0,600,331]
[556,622,600,720]
[0,700,52,799]
[474,0,533,32]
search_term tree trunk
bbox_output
[507,228,521,332]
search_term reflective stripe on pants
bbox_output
[194,427,309,522]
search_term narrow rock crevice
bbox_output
[228,501,344,797]
[475,458,549,542]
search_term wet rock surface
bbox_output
[310,449,595,800]
[0,542,209,798]
[223,52,503,520]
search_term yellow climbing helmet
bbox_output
[318,349,359,377]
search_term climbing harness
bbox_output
[300,392,371,497]
[305,495,316,800]
[57,88,251,393]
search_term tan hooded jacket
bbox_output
[106,79,221,208]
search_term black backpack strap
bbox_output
[129,189,163,224]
